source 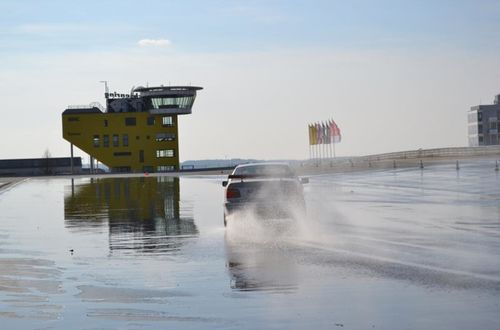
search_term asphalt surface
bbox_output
[0,159,499,329]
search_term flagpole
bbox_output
[329,140,332,159]
[319,144,321,164]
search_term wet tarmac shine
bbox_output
[0,159,499,329]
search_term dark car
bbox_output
[222,163,308,226]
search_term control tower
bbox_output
[62,85,203,173]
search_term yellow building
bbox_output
[62,85,202,172]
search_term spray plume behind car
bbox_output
[222,163,308,227]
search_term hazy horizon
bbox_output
[1,0,500,161]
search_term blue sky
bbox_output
[1,1,500,160]
[2,0,500,54]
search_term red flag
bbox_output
[330,120,341,143]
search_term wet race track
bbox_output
[0,159,500,329]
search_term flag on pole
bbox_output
[330,119,341,143]
[316,122,322,144]
[308,124,315,145]
[324,121,330,144]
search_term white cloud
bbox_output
[138,39,171,47]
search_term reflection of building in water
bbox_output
[65,176,197,253]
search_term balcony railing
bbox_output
[67,102,105,112]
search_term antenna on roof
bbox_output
[99,81,109,94]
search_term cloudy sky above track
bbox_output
[1,0,500,160]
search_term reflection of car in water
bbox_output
[225,234,298,293]
[222,163,308,226]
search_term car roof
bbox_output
[231,162,296,178]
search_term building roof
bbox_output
[133,86,203,93]
[63,107,103,115]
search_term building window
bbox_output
[156,149,175,158]
[103,135,109,147]
[68,117,79,122]
[113,134,119,147]
[113,152,131,156]
[143,166,154,173]
[155,133,176,141]
[479,136,484,143]
[104,119,108,127]
[162,116,173,126]
[157,165,175,172]
[147,117,155,125]
[139,150,144,163]
[478,112,483,122]
[151,96,194,109]
[125,117,136,126]
[122,134,129,147]
[478,124,483,133]
[113,166,131,173]
[93,135,100,147]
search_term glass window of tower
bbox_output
[113,134,119,147]
[151,96,194,109]
[156,149,175,158]
[162,116,173,126]
[93,135,100,147]
[125,117,136,126]
[122,134,129,147]
[156,133,176,141]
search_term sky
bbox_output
[1,0,500,161]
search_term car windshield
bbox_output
[233,164,295,177]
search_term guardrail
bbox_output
[297,146,500,174]
[360,146,500,162]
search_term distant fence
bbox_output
[360,146,500,162]
[296,146,500,175]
